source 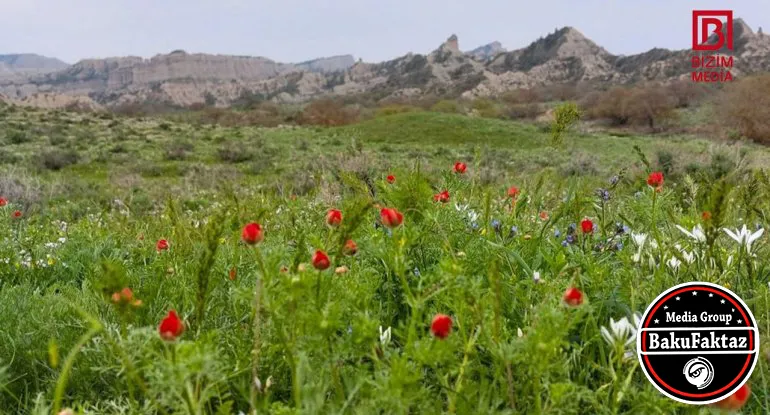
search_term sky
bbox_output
[1,0,768,64]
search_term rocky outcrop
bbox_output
[466,42,506,61]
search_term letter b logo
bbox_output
[693,10,733,51]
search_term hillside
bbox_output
[1,18,769,109]
[0,53,69,81]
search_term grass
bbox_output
[0,103,769,413]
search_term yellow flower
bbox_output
[218,237,226,244]
[47,257,55,266]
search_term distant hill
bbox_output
[1,17,768,109]
[0,54,69,81]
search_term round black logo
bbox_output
[637,282,758,404]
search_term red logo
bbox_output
[692,10,733,51]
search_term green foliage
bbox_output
[1,104,770,413]
[550,101,581,146]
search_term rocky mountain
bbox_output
[466,41,506,61]
[1,17,768,110]
[0,54,69,81]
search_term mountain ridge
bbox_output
[2,17,768,110]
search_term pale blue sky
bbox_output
[1,0,767,64]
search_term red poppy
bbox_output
[431,314,452,339]
[326,209,342,227]
[12,210,22,219]
[158,310,185,341]
[433,190,450,203]
[386,175,396,184]
[0,197,6,207]
[539,211,549,221]
[711,383,750,411]
[343,239,358,256]
[581,218,594,234]
[241,222,264,245]
[647,171,664,189]
[453,162,467,174]
[156,239,169,252]
[312,250,330,270]
[380,207,404,228]
[563,287,584,307]
[702,211,712,221]
[229,267,237,281]
[507,186,520,199]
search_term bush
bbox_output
[719,74,770,143]
[375,105,421,117]
[298,99,359,126]
[217,142,253,163]
[431,100,462,114]
[39,149,79,170]
[165,140,195,161]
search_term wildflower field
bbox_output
[2,103,770,414]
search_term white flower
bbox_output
[632,253,641,263]
[379,326,392,346]
[631,233,647,247]
[667,257,681,271]
[723,225,764,254]
[454,203,468,212]
[517,327,524,338]
[466,210,479,223]
[533,271,541,283]
[600,313,642,348]
[681,250,695,264]
[676,224,706,243]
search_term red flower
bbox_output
[156,239,169,252]
[712,383,750,411]
[12,210,22,218]
[433,190,450,203]
[159,310,185,341]
[241,222,264,245]
[386,175,396,184]
[431,314,453,339]
[581,218,594,234]
[343,239,358,256]
[0,197,6,207]
[702,211,712,221]
[112,287,142,307]
[312,250,330,270]
[229,267,237,281]
[326,209,342,227]
[539,211,549,221]
[453,162,467,174]
[647,171,664,189]
[507,186,520,199]
[563,287,583,307]
[380,207,404,228]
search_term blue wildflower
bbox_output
[509,225,518,237]
[567,223,577,234]
[561,240,569,247]
[566,234,576,244]
[615,242,623,251]
[592,223,598,233]
[596,188,611,201]
[609,175,619,185]
[554,229,561,238]
[491,219,502,232]
[471,222,479,230]
[413,267,421,277]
